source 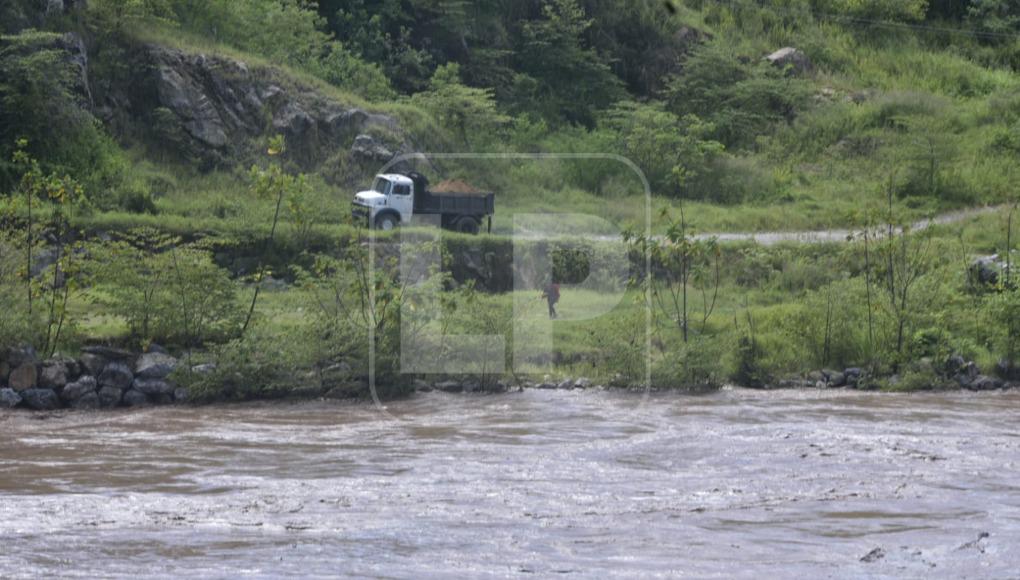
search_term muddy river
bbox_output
[2,388,1019,578]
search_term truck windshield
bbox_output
[372,177,392,195]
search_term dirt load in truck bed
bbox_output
[431,179,484,194]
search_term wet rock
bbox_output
[825,371,846,387]
[122,389,150,407]
[132,377,174,396]
[39,360,70,390]
[61,376,97,402]
[462,380,481,393]
[435,381,462,393]
[412,379,432,392]
[765,47,812,75]
[134,352,178,379]
[953,362,980,388]
[844,367,863,387]
[968,375,1004,391]
[860,547,885,563]
[0,361,9,385]
[945,354,966,376]
[79,353,108,376]
[146,343,169,355]
[99,362,134,390]
[0,388,22,408]
[98,386,122,408]
[8,363,38,391]
[72,391,100,410]
[21,388,61,411]
[535,382,556,389]
[556,379,574,390]
[806,370,825,384]
[574,377,593,389]
[997,360,1020,381]
[173,387,190,402]
[152,393,174,405]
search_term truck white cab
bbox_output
[351,172,495,234]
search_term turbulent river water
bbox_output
[2,388,1019,578]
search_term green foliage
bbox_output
[821,0,929,22]
[409,63,508,148]
[663,43,811,150]
[513,0,624,126]
[93,233,241,347]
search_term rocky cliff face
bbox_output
[96,43,411,181]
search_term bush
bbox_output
[93,233,241,346]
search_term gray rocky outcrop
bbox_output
[103,44,412,180]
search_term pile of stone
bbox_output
[0,345,187,411]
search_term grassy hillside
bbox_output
[2,0,1019,400]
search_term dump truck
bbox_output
[351,172,495,234]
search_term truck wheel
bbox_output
[456,216,480,235]
[375,214,398,231]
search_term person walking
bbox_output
[542,281,560,319]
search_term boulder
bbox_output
[0,361,9,385]
[0,388,22,408]
[351,134,393,162]
[98,386,122,408]
[435,381,462,393]
[99,362,134,390]
[997,360,1020,382]
[71,391,100,410]
[968,375,1004,391]
[172,387,190,402]
[8,363,38,391]
[38,361,69,390]
[765,47,812,75]
[953,362,980,388]
[134,352,178,379]
[828,372,847,388]
[556,379,574,390]
[970,255,1005,286]
[412,379,432,392]
[146,343,169,355]
[61,376,97,402]
[574,377,593,389]
[21,388,61,411]
[122,389,150,407]
[79,352,108,377]
[132,377,174,396]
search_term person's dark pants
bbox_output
[548,299,557,319]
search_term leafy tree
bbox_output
[513,0,623,126]
[821,0,929,22]
[663,43,810,150]
[967,0,1020,37]
[602,101,724,197]
[410,63,508,148]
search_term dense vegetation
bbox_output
[1,0,1019,400]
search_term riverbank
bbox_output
[3,338,1019,413]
